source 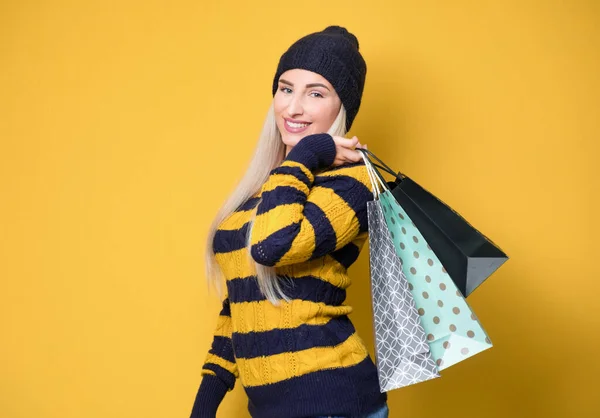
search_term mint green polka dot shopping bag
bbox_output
[360,150,493,371]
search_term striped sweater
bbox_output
[191,133,387,418]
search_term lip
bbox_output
[283,118,312,134]
[284,117,311,124]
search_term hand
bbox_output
[330,135,368,167]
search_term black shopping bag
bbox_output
[359,148,509,297]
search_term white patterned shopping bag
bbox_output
[361,152,440,392]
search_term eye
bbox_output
[310,92,324,98]
[279,87,292,94]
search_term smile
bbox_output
[284,120,312,134]
[286,121,310,128]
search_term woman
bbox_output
[191,26,389,418]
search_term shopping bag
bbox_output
[361,152,440,391]
[360,150,494,370]
[360,148,508,297]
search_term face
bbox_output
[273,69,342,152]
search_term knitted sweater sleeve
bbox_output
[190,298,238,418]
[249,133,374,267]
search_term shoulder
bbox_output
[315,161,374,193]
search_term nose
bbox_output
[286,92,304,117]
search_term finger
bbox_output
[332,158,344,167]
[332,135,358,149]
[341,148,363,163]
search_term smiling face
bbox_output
[273,69,342,154]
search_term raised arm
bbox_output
[249,133,374,267]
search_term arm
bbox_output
[249,133,374,267]
[190,298,238,418]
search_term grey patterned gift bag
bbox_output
[361,151,440,392]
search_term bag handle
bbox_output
[359,149,382,200]
[357,148,395,195]
[356,147,406,183]
[359,149,394,200]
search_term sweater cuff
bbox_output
[285,133,336,172]
[190,374,229,418]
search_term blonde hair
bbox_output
[204,100,348,305]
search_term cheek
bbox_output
[273,94,286,112]
[273,103,284,124]
[312,104,339,128]
[326,101,340,119]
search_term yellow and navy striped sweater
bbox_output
[191,134,387,418]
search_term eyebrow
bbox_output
[278,78,330,91]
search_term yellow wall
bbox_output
[1,1,598,417]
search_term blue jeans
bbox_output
[314,402,389,418]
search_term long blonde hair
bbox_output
[204,100,348,305]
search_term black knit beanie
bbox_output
[271,25,367,132]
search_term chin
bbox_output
[280,131,307,148]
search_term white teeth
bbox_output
[286,121,310,128]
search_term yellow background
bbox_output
[1,1,599,417]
